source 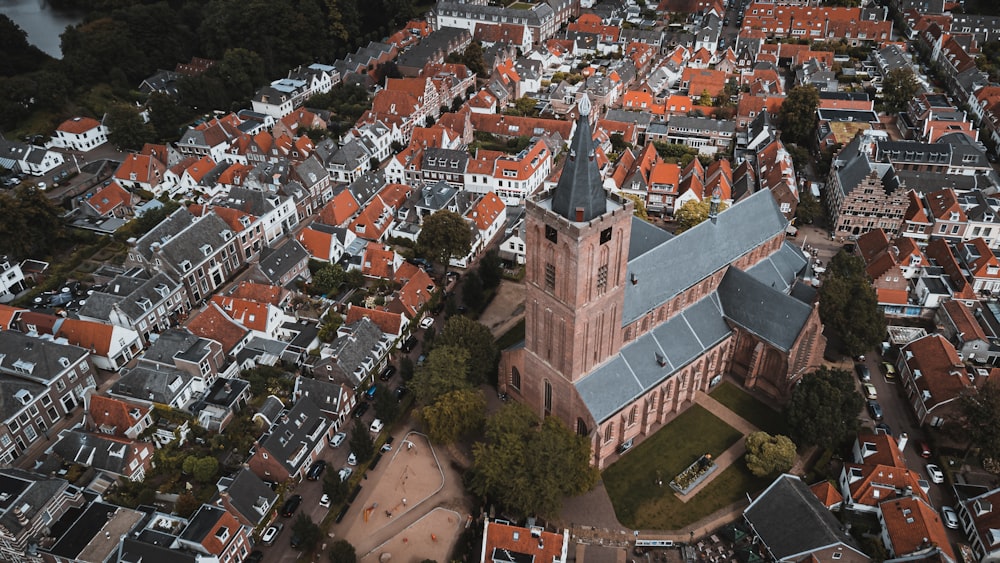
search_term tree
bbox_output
[818,251,886,357]
[323,469,351,504]
[348,419,374,462]
[507,96,539,116]
[795,189,822,225]
[106,103,155,151]
[417,210,472,272]
[328,539,358,563]
[471,403,598,517]
[421,388,487,443]
[182,455,219,482]
[478,249,503,290]
[291,513,321,551]
[673,198,728,233]
[778,85,820,147]
[624,193,649,220]
[174,492,200,518]
[699,89,713,107]
[0,185,69,260]
[958,382,1000,461]
[436,316,499,386]
[784,366,864,450]
[744,431,797,477]
[610,133,629,153]
[882,68,920,114]
[318,311,344,342]
[462,271,485,312]
[147,91,191,141]
[312,264,346,295]
[0,15,49,77]
[412,346,471,404]
[373,383,400,422]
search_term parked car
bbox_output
[419,317,434,329]
[381,443,392,453]
[352,402,369,419]
[882,362,897,381]
[941,506,959,529]
[329,432,347,448]
[261,523,283,546]
[926,463,944,484]
[290,532,304,549]
[918,441,932,458]
[364,384,377,401]
[280,495,302,517]
[347,452,358,466]
[867,400,883,420]
[379,365,396,381]
[862,383,877,400]
[394,385,409,402]
[855,363,871,382]
[401,335,418,353]
[306,459,327,480]
[339,467,353,482]
[370,418,384,433]
[319,494,331,508]
[875,422,892,436]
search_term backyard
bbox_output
[602,404,770,529]
[709,381,789,436]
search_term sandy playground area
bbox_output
[361,508,465,563]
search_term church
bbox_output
[499,96,827,469]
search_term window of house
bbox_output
[511,367,521,390]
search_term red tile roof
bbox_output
[57,116,102,135]
[0,305,24,330]
[880,496,955,561]
[362,242,397,279]
[482,521,566,563]
[87,182,134,217]
[468,192,505,231]
[211,295,270,332]
[187,302,249,353]
[89,394,149,437]
[345,305,403,334]
[317,189,361,227]
[229,281,287,306]
[55,318,116,356]
[902,334,970,411]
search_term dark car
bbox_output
[290,532,304,549]
[855,363,871,382]
[379,365,397,381]
[867,400,884,421]
[352,402,369,419]
[306,459,327,480]
[394,385,409,402]
[281,495,302,517]
[401,335,418,353]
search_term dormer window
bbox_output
[180,260,192,272]
[201,244,212,256]
[137,297,152,311]
[951,211,960,221]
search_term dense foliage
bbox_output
[818,251,886,357]
[778,85,820,148]
[744,431,796,477]
[784,366,864,450]
[958,382,1000,461]
[1,0,422,132]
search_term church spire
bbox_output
[550,95,608,222]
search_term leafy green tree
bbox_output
[478,249,504,290]
[796,190,822,224]
[699,89,712,106]
[106,103,155,151]
[784,366,864,450]
[328,539,358,563]
[0,185,69,260]
[373,383,399,422]
[0,15,49,77]
[958,383,1000,461]
[624,193,649,220]
[471,403,598,518]
[446,41,487,77]
[417,210,472,272]
[778,85,820,147]
[421,388,486,443]
[881,68,920,114]
[436,316,498,386]
[412,346,471,405]
[318,311,344,342]
[312,264,346,295]
[506,96,539,116]
[349,418,374,462]
[147,92,192,142]
[183,455,219,482]
[291,513,321,551]
[673,198,728,233]
[323,469,351,504]
[744,431,797,477]
[174,492,200,518]
[462,271,485,312]
[818,251,886,357]
[610,133,629,153]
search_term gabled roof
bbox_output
[57,116,102,135]
[229,281,287,307]
[901,333,970,411]
[256,397,330,475]
[880,496,955,561]
[211,295,271,332]
[88,394,150,437]
[187,302,250,353]
[345,305,403,335]
[746,474,866,561]
[362,242,396,279]
[86,182,134,217]
[469,192,506,231]
[54,318,116,356]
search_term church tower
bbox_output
[518,95,633,426]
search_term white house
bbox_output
[0,257,26,303]
[50,117,109,152]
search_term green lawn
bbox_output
[603,404,752,529]
[710,381,789,436]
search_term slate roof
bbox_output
[217,467,276,526]
[257,397,330,475]
[550,98,608,222]
[295,377,349,414]
[0,330,87,384]
[628,216,673,260]
[745,474,865,561]
[112,363,193,405]
[257,239,309,284]
[716,268,814,352]
[622,189,788,324]
[144,328,214,366]
[314,317,386,386]
[78,271,180,323]
[0,468,69,536]
[744,242,809,295]
[50,429,136,476]
[0,377,47,423]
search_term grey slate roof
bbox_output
[256,395,285,427]
[667,115,735,134]
[0,469,69,536]
[295,376,348,414]
[745,474,865,561]
[716,268,813,352]
[744,242,808,293]
[575,293,731,423]
[179,504,227,544]
[314,318,386,386]
[217,468,276,526]
[628,216,673,260]
[112,364,193,405]
[622,189,788,324]
[257,239,309,284]
[0,377,47,423]
[134,208,197,260]
[144,328,212,366]
[550,106,608,222]
[0,330,88,385]
[78,271,180,323]
[50,429,133,476]
[257,396,330,475]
